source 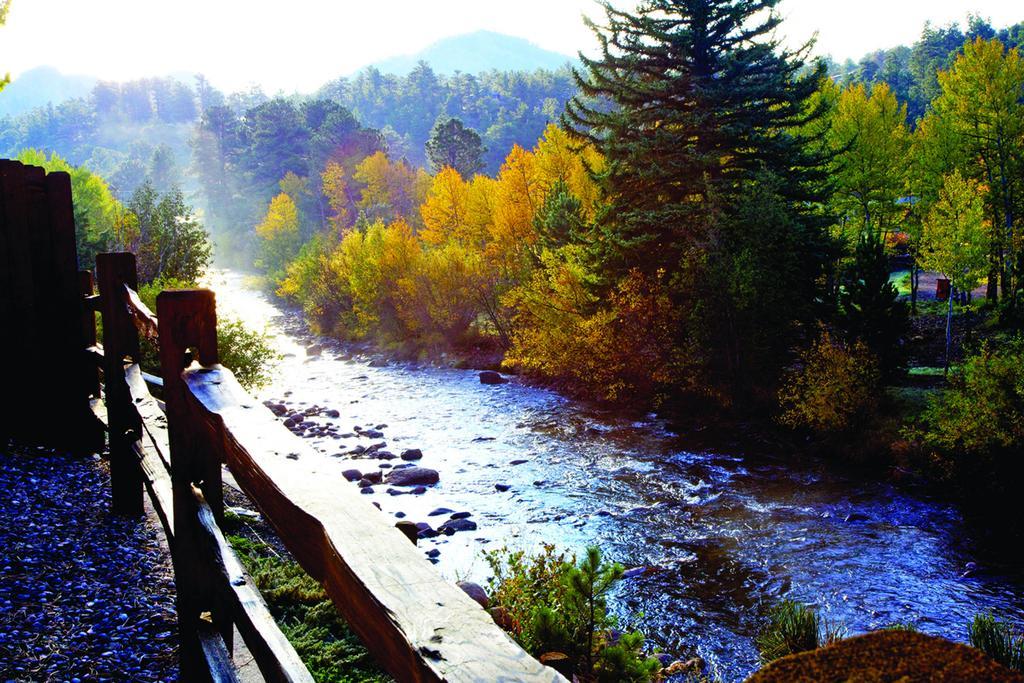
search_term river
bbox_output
[208,269,1024,681]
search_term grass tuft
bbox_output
[227,534,390,682]
[755,600,844,665]
[969,613,1024,673]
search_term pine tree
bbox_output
[425,117,486,178]
[564,0,834,399]
[565,0,830,279]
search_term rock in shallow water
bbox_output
[385,467,439,487]
[478,370,508,385]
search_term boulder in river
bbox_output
[400,448,423,461]
[479,370,508,385]
[428,507,455,517]
[439,517,477,534]
[342,469,362,482]
[495,483,511,492]
[306,344,323,357]
[386,467,439,487]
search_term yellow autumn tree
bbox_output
[255,193,301,283]
[321,161,350,232]
[354,152,430,228]
[532,124,604,219]
[420,167,469,245]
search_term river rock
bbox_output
[386,467,439,487]
[306,344,323,357]
[324,409,340,418]
[263,401,288,416]
[368,358,389,368]
[439,518,477,534]
[450,511,472,520]
[400,448,423,461]
[426,549,441,559]
[342,469,362,482]
[428,507,455,517]
[495,483,511,492]
[844,513,870,523]
[456,581,489,608]
[362,471,382,484]
[653,653,673,667]
[394,521,419,544]
[510,459,528,466]
[489,606,515,630]
[360,487,374,495]
[362,429,385,439]
[479,371,508,385]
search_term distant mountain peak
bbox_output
[359,31,575,76]
[0,66,98,118]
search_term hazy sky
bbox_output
[0,1,1019,92]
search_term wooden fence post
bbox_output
[96,252,144,516]
[157,288,226,678]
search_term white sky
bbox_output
[0,0,1019,93]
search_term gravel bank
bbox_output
[0,444,178,682]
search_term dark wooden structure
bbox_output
[0,161,102,450]
[2,159,563,681]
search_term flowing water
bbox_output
[209,269,1024,681]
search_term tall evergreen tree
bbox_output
[564,0,834,400]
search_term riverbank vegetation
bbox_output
[231,4,1024,524]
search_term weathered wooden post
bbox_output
[157,288,228,677]
[96,252,145,516]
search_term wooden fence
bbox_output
[2,161,564,682]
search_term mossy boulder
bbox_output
[747,630,1024,682]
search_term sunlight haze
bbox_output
[0,0,1019,92]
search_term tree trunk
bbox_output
[910,262,919,316]
[945,286,954,378]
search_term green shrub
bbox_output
[228,535,389,682]
[138,277,280,391]
[778,330,881,435]
[969,613,1024,672]
[755,600,844,665]
[485,545,660,681]
[919,338,1024,459]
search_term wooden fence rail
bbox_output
[3,158,562,682]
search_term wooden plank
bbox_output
[192,485,315,683]
[197,622,242,683]
[123,362,174,539]
[124,283,159,340]
[182,364,564,683]
[142,371,164,389]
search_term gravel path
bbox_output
[0,444,178,682]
